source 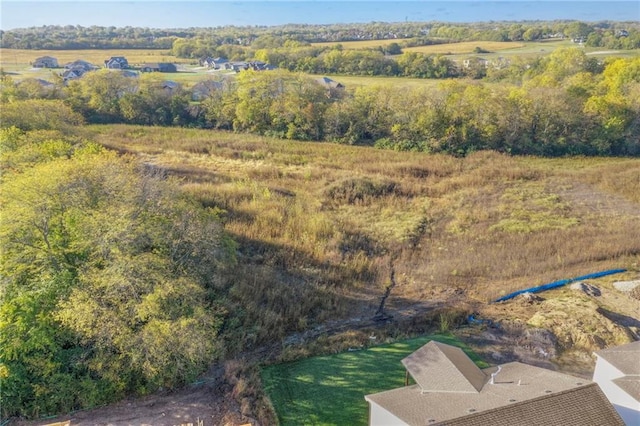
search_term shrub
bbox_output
[325,177,399,205]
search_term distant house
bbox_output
[160,80,180,93]
[64,60,98,71]
[224,61,276,72]
[191,79,223,101]
[316,77,345,98]
[140,63,177,73]
[225,61,249,72]
[200,56,228,69]
[365,341,623,425]
[105,56,129,69]
[593,340,640,426]
[249,61,276,71]
[616,29,629,38]
[33,56,58,68]
[316,76,344,89]
[462,57,490,69]
[61,68,85,82]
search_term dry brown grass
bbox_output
[311,38,412,49]
[404,41,525,55]
[0,48,187,68]
[91,124,640,344]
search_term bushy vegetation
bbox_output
[0,117,235,418]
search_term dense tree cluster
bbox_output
[0,104,235,418]
[3,48,637,157]
[2,21,638,51]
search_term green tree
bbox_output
[1,146,234,418]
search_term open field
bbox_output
[0,48,233,85]
[404,40,525,55]
[308,73,446,89]
[90,125,640,308]
[261,333,487,425]
[312,38,412,49]
[0,48,188,67]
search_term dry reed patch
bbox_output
[584,161,640,204]
[90,125,640,338]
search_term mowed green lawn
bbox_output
[261,334,489,426]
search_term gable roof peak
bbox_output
[402,341,487,393]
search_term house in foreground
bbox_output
[593,340,640,425]
[365,341,624,425]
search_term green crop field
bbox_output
[261,334,488,426]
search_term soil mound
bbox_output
[527,297,634,352]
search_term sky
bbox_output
[1,1,639,30]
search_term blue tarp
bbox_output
[493,268,627,303]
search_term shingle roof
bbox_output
[401,341,487,393]
[595,340,640,375]
[612,377,640,402]
[444,384,624,426]
[366,363,623,425]
[366,342,625,426]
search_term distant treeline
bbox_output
[2,49,639,157]
[1,20,639,51]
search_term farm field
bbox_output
[261,333,488,425]
[311,38,639,60]
[404,40,526,55]
[311,38,412,49]
[0,47,233,85]
[0,48,187,67]
[307,73,446,89]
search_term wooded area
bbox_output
[1,21,639,50]
[3,49,639,156]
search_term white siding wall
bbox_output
[593,357,640,426]
[367,401,409,426]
